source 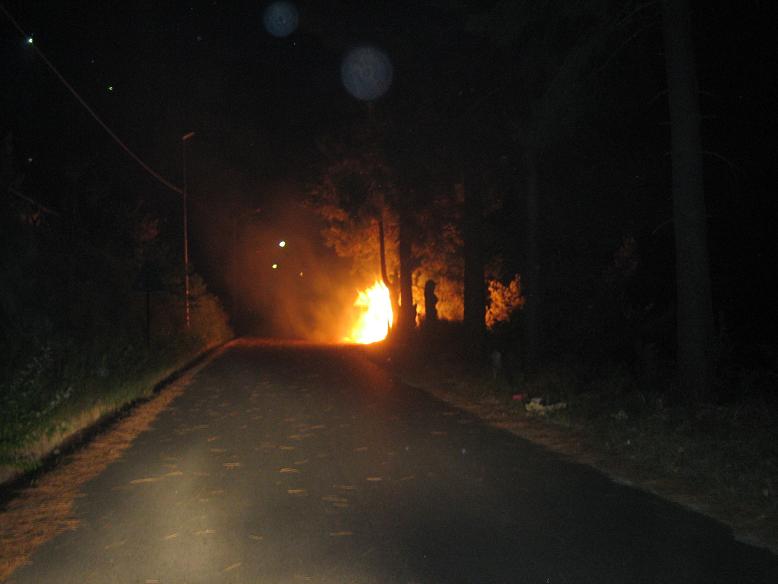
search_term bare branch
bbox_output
[7,186,60,217]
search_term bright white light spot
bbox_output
[107,85,114,92]
[27,37,33,45]
[278,240,286,248]
[272,263,278,269]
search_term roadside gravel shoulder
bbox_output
[391,363,778,557]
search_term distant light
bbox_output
[299,271,304,277]
[27,37,33,45]
[278,240,286,248]
[341,46,394,101]
[263,1,299,38]
[272,263,278,269]
[27,157,33,163]
[107,85,114,92]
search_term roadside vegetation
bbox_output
[0,136,232,480]
[372,324,778,554]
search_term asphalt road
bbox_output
[6,340,778,583]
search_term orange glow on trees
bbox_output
[485,275,525,330]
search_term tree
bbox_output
[308,139,402,319]
[662,0,714,399]
[464,1,616,364]
[311,115,454,340]
[462,179,486,350]
[412,185,464,322]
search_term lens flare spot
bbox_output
[263,1,299,38]
[341,46,393,101]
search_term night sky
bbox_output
[2,0,776,343]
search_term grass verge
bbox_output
[0,339,229,486]
[0,343,229,582]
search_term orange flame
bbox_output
[344,280,393,344]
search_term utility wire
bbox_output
[1,3,184,195]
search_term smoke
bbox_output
[192,176,374,341]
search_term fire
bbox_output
[344,280,393,344]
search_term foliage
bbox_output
[308,147,400,282]
[485,274,525,330]
[383,327,778,552]
[412,189,465,321]
[0,138,231,466]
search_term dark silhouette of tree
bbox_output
[396,205,417,337]
[308,135,402,322]
[462,179,486,350]
[461,0,715,393]
[662,0,714,399]
[464,1,620,365]
[311,100,467,341]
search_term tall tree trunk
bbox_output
[522,146,541,367]
[397,208,416,337]
[662,0,714,400]
[231,214,241,330]
[377,213,400,327]
[378,214,389,287]
[462,180,485,354]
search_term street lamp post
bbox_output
[182,131,195,330]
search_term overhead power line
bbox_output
[0,3,184,196]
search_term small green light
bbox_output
[107,85,114,92]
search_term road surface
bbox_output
[5,340,778,583]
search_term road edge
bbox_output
[391,370,778,558]
[0,340,233,493]
[0,340,234,582]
